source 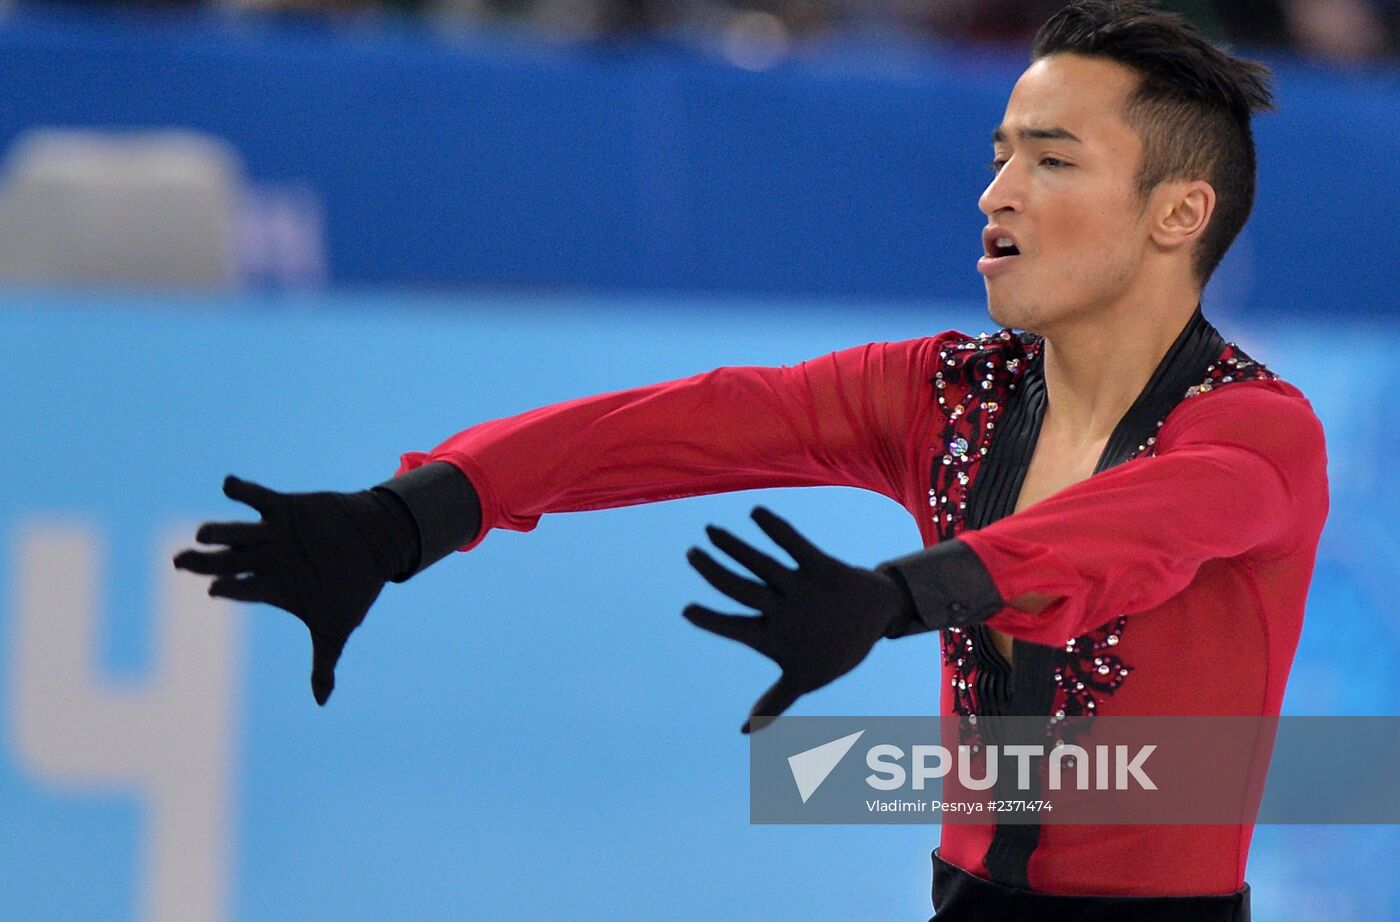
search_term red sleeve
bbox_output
[959,379,1329,644]
[396,335,953,550]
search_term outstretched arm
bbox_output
[394,337,947,551]
[174,336,950,703]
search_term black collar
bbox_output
[967,305,1223,530]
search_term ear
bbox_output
[1150,179,1216,254]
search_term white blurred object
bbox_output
[0,129,244,288]
[1285,0,1387,62]
[722,10,791,70]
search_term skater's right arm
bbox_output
[394,337,952,553]
[172,336,952,704]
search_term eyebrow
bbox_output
[992,126,1084,144]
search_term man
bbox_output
[175,2,1328,917]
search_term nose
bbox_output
[978,159,1024,217]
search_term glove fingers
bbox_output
[308,621,351,706]
[222,475,280,516]
[750,506,826,569]
[194,520,266,547]
[311,651,337,705]
[173,546,262,577]
[208,573,272,604]
[686,546,777,612]
[742,674,803,734]
[682,604,771,656]
[704,525,792,589]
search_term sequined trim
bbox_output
[1052,616,1129,724]
[1185,342,1279,400]
[929,330,1039,542]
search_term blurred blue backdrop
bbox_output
[0,8,1395,922]
[0,8,1394,313]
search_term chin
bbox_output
[985,296,1033,333]
[987,282,1077,335]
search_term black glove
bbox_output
[684,507,1006,733]
[683,506,918,733]
[173,463,480,705]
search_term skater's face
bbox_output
[977,53,1156,333]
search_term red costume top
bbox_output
[396,310,1328,900]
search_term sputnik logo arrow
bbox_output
[788,730,865,804]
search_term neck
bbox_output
[1036,295,1201,445]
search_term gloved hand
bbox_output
[683,506,917,733]
[173,475,418,705]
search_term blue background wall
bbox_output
[0,8,1394,314]
[0,9,1396,921]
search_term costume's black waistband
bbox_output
[930,851,1250,922]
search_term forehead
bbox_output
[996,53,1142,148]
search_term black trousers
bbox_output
[931,851,1251,921]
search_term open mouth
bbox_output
[985,236,1021,258]
[978,228,1022,276]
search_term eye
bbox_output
[988,159,1007,174]
[1040,157,1069,168]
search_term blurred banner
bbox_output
[0,291,1395,920]
[0,8,1393,315]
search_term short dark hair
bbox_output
[1031,1,1274,283]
